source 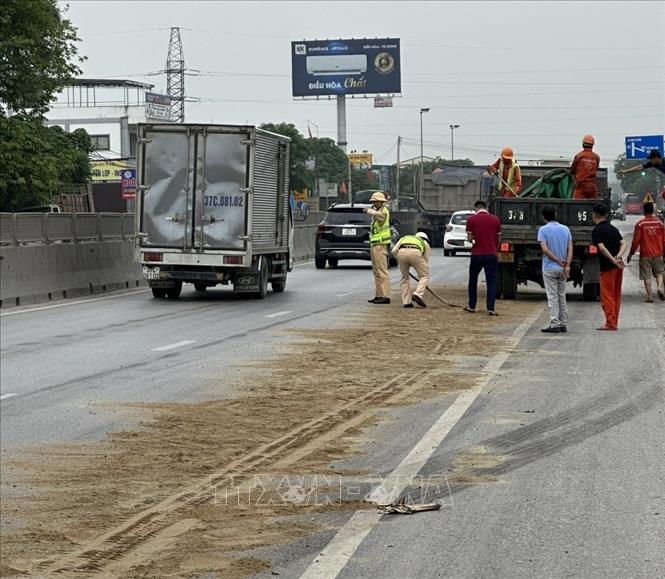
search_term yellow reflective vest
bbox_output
[369,208,391,245]
[398,235,425,253]
[498,158,520,192]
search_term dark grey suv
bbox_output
[315,204,399,269]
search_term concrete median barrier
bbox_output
[1,242,142,308]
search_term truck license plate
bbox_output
[142,266,161,280]
[498,252,514,263]
[342,228,356,236]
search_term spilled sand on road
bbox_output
[0,287,540,578]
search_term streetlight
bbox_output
[449,124,460,160]
[419,108,430,204]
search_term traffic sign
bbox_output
[625,135,664,159]
[643,193,654,203]
[121,168,137,200]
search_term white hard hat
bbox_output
[415,231,429,242]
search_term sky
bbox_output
[60,0,664,167]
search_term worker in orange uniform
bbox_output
[488,147,522,197]
[627,202,665,302]
[592,204,626,331]
[571,135,600,199]
[392,232,431,308]
[363,192,391,304]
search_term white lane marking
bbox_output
[0,393,19,401]
[335,292,354,298]
[300,305,545,579]
[265,310,292,319]
[1,289,151,317]
[151,340,196,352]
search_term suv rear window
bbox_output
[324,210,371,226]
[451,213,471,225]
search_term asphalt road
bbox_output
[0,255,471,446]
[2,216,664,578]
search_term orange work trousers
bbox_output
[573,187,598,200]
[599,268,623,329]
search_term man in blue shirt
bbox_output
[537,205,573,333]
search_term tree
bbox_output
[614,154,661,197]
[260,123,312,193]
[0,0,84,117]
[0,118,91,211]
[310,137,348,191]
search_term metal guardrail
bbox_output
[0,213,136,246]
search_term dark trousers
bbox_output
[468,254,498,311]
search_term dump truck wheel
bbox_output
[151,288,167,299]
[315,256,326,269]
[194,283,207,292]
[583,282,600,302]
[501,264,517,300]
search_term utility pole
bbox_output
[395,136,401,210]
[450,124,460,160]
[419,108,430,206]
[166,27,185,123]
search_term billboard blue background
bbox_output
[291,38,401,97]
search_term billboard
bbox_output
[291,38,401,97]
[348,152,373,168]
[89,159,134,182]
[121,168,137,200]
[145,92,172,122]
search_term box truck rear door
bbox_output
[140,128,194,249]
[195,130,249,250]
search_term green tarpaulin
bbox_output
[520,168,574,199]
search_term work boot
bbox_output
[368,297,380,303]
[373,297,391,305]
[412,295,427,308]
[404,303,414,309]
[541,326,561,333]
[560,326,568,333]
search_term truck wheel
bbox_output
[315,255,326,269]
[444,249,450,257]
[256,258,269,299]
[450,250,457,257]
[501,264,517,300]
[166,282,182,299]
[583,282,600,302]
[194,283,207,292]
[151,288,167,299]
[328,257,339,268]
[496,266,503,299]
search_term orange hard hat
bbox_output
[582,134,595,146]
[500,146,514,159]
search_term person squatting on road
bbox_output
[465,200,501,315]
[571,135,600,199]
[363,192,392,305]
[592,204,626,331]
[627,202,665,302]
[487,147,522,198]
[392,232,431,309]
[538,205,573,333]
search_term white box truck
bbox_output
[135,123,293,299]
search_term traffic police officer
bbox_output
[364,192,391,304]
[392,232,431,308]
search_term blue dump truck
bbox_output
[491,166,611,301]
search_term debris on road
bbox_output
[378,497,441,515]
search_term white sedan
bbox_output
[443,210,474,256]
